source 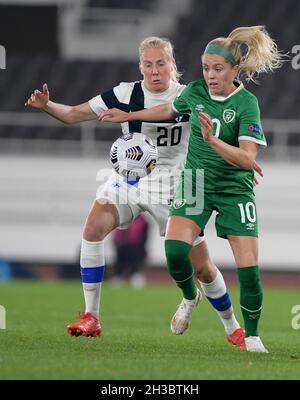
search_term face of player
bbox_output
[201,54,239,97]
[140,48,172,93]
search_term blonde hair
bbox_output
[208,26,284,83]
[139,36,182,82]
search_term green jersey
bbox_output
[172,79,266,194]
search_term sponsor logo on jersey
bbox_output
[246,222,255,230]
[195,104,205,113]
[223,109,236,123]
[173,198,187,209]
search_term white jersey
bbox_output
[89,80,201,238]
[89,80,190,174]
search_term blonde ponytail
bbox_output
[139,36,182,82]
[208,26,285,83]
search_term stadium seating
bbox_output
[0,54,137,142]
[0,0,299,269]
[172,0,299,119]
[88,0,154,10]
[0,0,299,144]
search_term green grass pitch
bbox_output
[0,280,300,380]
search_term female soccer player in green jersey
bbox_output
[100,26,284,352]
[26,36,249,348]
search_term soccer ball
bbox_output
[110,132,158,180]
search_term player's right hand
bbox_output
[25,83,49,109]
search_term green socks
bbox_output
[165,240,197,300]
[237,265,263,337]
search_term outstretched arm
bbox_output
[98,103,177,123]
[25,83,97,124]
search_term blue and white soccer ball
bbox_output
[110,132,158,180]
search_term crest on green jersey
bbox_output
[223,109,236,123]
[173,199,187,209]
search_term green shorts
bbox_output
[170,191,259,238]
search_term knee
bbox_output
[83,215,111,242]
[83,202,119,241]
[195,260,217,283]
[83,222,106,242]
[196,268,216,283]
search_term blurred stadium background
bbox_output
[0,0,299,283]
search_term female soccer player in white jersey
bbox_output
[26,37,248,348]
[100,28,284,352]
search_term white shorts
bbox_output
[96,172,205,245]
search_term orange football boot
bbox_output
[227,327,246,349]
[67,312,101,337]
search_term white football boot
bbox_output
[171,289,202,335]
[245,336,269,353]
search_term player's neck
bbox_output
[210,81,241,99]
[229,82,240,94]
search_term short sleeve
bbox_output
[88,82,134,115]
[172,85,192,115]
[238,96,267,146]
[88,95,107,115]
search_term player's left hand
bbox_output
[253,160,264,186]
[253,160,263,177]
[98,108,129,123]
[253,175,259,186]
[199,112,214,143]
